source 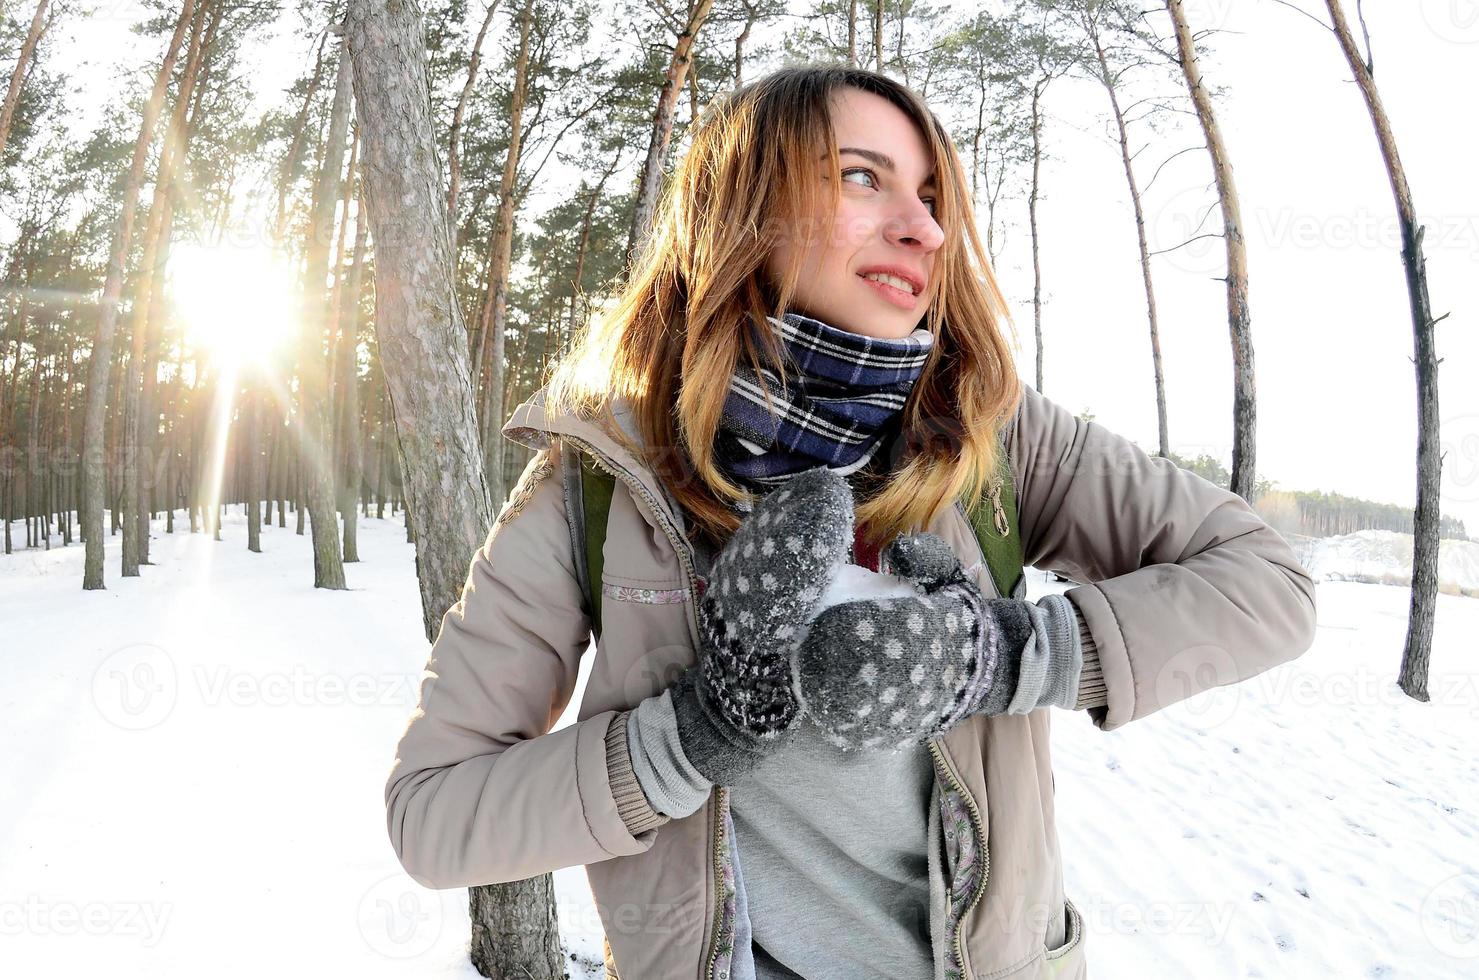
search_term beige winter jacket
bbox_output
[384,379,1318,979]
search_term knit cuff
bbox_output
[626,688,714,818]
[1005,592,1083,713]
[604,710,670,836]
[1071,605,1109,711]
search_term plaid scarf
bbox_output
[715,311,934,490]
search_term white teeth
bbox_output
[861,272,917,295]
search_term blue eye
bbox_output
[841,167,877,188]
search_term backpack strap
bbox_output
[563,439,1024,642]
[963,442,1026,600]
[561,441,615,641]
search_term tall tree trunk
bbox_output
[447,0,501,248]
[336,181,369,563]
[566,150,621,342]
[476,0,534,509]
[1167,0,1252,498]
[872,0,883,72]
[734,0,755,87]
[80,0,198,590]
[847,0,858,67]
[276,32,330,244]
[296,29,353,590]
[343,4,563,977]
[247,386,262,553]
[1028,75,1045,395]
[137,0,221,559]
[1323,0,1443,701]
[123,0,209,576]
[624,0,717,264]
[1085,10,1169,458]
[0,0,50,159]
[327,125,360,434]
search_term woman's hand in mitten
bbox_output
[670,466,855,785]
[790,532,1037,752]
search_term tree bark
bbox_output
[447,0,501,249]
[343,3,564,976]
[336,180,369,563]
[276,32,330,243]
[1167,0,1253,497]
[1323,0,1441,701]
[123,0,210,576]
[0,0,50,160]
[475,0,534,509]
[1084,8,1169,458]
[872,0,883,72]
[624,0,716,264]
[247,386,263,552]
[296,29,353,590]
[80,0,198,590]
[1028,75,1045,395]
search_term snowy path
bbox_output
[2,510,1475,978]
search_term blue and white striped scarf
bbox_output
[715,312,934,489]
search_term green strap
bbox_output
[579,455,615,640]
[964,447,1025,600]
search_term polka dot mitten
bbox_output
[790,531,1036,752]
[670,466,856,785]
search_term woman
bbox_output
[384,66,1318,980]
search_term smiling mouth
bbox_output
[857,271,920,295]
[857,272,922,309]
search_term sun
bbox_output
[168,241,299,371]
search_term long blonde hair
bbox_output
[546,65,1021,551]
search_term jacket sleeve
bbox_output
[1005,382,1318,732]
[384,445,660,889]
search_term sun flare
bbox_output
[169,241,299,371]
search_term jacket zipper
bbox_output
[928,736,990,979]
[704,784,729,980]
[556,433,727,980]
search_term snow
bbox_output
[1297,528,1479,594]
[3,510,1477,978]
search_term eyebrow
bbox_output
[828,146,937,186]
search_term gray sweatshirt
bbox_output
[601,531,1107,979]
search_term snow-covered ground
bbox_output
[1296,528,1479,595]
[2,511,1476,978]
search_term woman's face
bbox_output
[766,86,945,341]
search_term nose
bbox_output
[883,197,944,253]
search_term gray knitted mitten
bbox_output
[670,466,856,785]
[790,532,1034,752]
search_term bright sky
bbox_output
[26,0,1479,535]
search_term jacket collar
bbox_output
[502,385,692,537]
